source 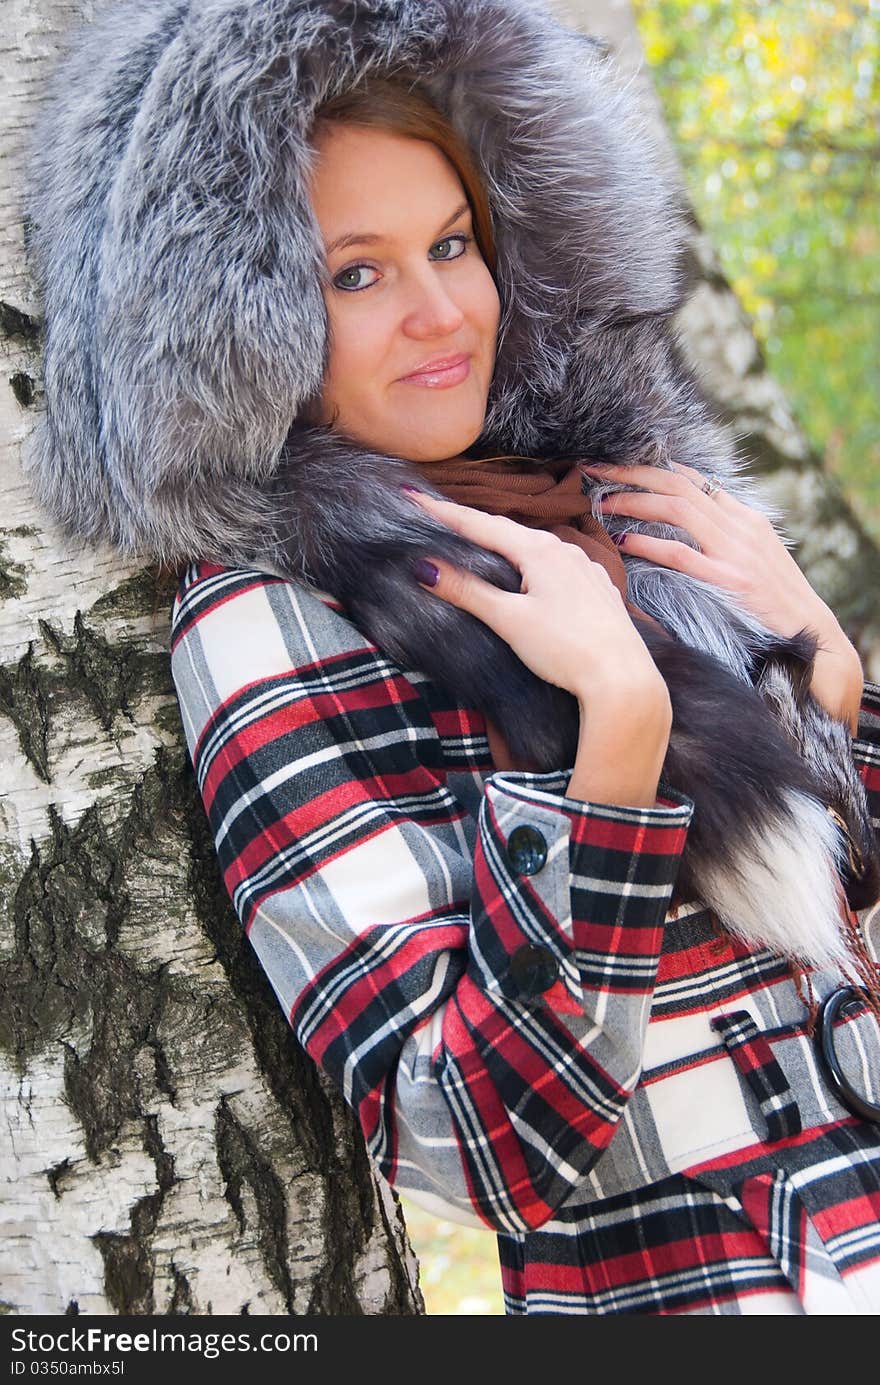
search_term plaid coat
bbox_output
[170,561,880,1315]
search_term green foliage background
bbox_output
[403,0,879,1316]
[632,0,879,542]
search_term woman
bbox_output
[25,0,880,1314]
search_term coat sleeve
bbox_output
[852,680,880,962]
[853,679,880,837]
[169,564,694,1234]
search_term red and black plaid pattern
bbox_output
[499,1119,880,1314]
[711,1011,803,1141]
[170,562,880,1314]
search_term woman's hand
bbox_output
[582,459,864,734]
[401,487,670,720]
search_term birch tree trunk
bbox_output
[0,0,422,1317]
[2,0,877,1321]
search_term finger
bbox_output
[581,461,752,525]
[412,552,518,628]
[579,462,682,496]
[401,487,557,570]
[598,488,733,556]
[667,461,761,523]
[615,529,720,582]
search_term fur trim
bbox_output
[24,0,880,969]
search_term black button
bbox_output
[509,943,559,997]
[506,824,548,875]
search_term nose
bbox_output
[402,267,466,339]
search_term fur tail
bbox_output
[694,788,852,973]
[645,626,878,971]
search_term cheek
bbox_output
[323,307,380,403]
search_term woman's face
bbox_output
[306,124,501,462]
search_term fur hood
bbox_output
[24,0,880,970]
[24,0,696,566]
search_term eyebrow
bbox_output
[325,200,471,257]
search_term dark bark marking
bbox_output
[10,373,35,407]
[46,1157,72,1199]
[0,608,168,783]
[0,567,171,779]
[0,751,186,1117]
[0,644,51,780]
[180,717,422,1313]
[215,1098,294,1313]
[92,1115,177,1315]
[92,1229,155,1316]
[39,612,143,733]
[169,1264,195,1315]
[145,1113,175,1195]
[375,1184,427,1316]
[89,567,179,625]
[0,302,40,342]
[0,547,28,600]
[305,1127,376,1315]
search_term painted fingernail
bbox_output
[611,532,627,547]
[412,558,440,587]
[400,483,423,493]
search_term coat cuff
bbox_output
[466,768,694,1012]
[852,677,880,826]
[853,678,880,752]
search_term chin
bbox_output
[401,415,488,464]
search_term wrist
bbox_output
[810,635,864,735]
[804,599,855,660]
[575,671,671,727]
[568,693,672,808]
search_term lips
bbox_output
[396,354,471,387]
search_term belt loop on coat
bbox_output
[711,1010,803,1142]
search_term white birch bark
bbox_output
[0,0,422,1317]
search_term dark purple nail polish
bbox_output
[611,532,627,547]
[412,558,440,587]
[400,483,423,493]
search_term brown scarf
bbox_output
[409,453,671,770]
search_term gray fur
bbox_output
[23,0,879,968]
